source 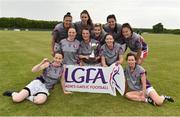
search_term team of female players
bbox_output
[3,10,174,106]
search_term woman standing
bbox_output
[121,23,148,64]
[74,10,94,41]
[51,12,74,56]
[103,14,126,52]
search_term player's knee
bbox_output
[12,95,24,103]
[34,99,46,105]
[33,95,47,105]
[125,92,131,99]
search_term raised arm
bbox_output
[31,58,50,73]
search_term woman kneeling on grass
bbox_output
[100,34,124,67]
[3,53,72,104]
[124,53,174,106]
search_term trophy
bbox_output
[89,42,98,59]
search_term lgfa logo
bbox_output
[65,67,108,84]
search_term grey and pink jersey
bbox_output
[58,38,80,65]
[78,39,100,64]
[91,29,107,46]
[123,32,144,52]
[124,64,151,91]
[52,23,74,43]
[74,21,93,41]
[42,63,64,90]
[100,42,123,66]
[103,23,124,44]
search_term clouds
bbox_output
[1,0,180,29]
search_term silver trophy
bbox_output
[89,42,98,59]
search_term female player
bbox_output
[74,10,94,41]
[56,27,80,65]
[124,53,174,106]
[3,53,72,104]
[91,23,106,46]
[121,23,148,64]
[100,34,124,67]
[51,12,74,56]
[78,28,100,66]
[103,14,126,52]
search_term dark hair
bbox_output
[120,23,133,38]
[104,33,113,40]
[107,14,118,33]
[107,14,116,22]
[80,10,93,27]
[126,53,136,61]
[81,27,91,40]
[81,27,91,34]
[63,12,72,20]
[54,52,64,58]
[104,34,115,46]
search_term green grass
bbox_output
[0,31,180,116]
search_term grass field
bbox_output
[0,31,180,116]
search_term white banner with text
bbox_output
[65,63,125,96]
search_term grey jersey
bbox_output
[59,39,80,65]
[42,63,64,90]
[124,64,151,91]
[78,39,100,64]
[123,32,142,52]
[103,23,124,44]
[74,21,93,41]
[91,30,107,46]
[100,42,123,66]
[52,23,74,43]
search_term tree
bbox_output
[152,23,164,33]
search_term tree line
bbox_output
[0,17,179,34]
[0,17,60,30]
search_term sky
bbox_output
[0,0,180,29]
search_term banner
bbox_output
[65,63,125,96]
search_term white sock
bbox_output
[161,95,165,101]
[12,92,18,97]
[145,98,148,103]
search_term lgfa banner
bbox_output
[65,63,125,96]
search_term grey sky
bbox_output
[1,0,180,29]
